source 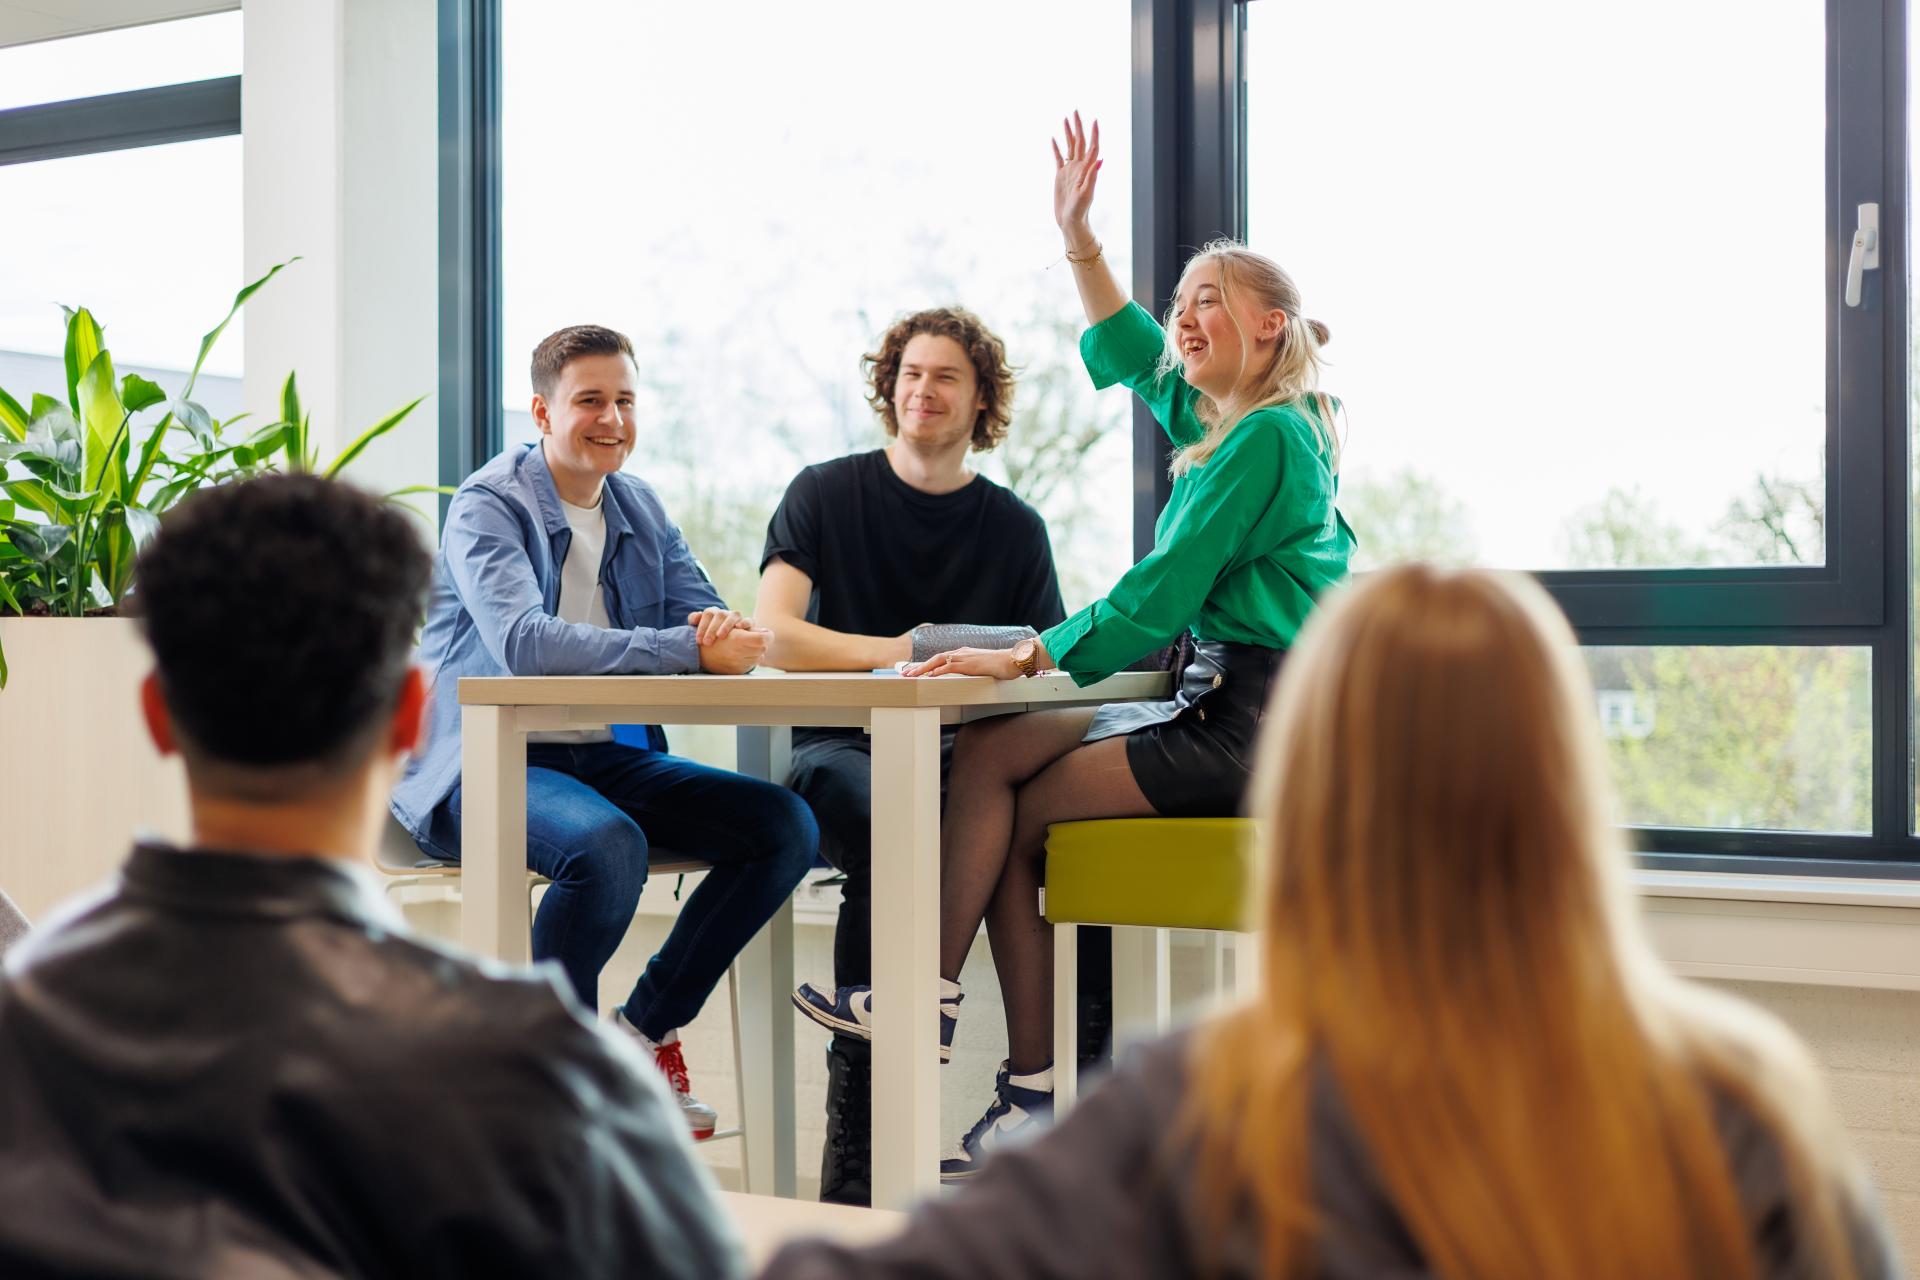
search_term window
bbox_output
[494,0,1134,614]
[1246,2,1828,576]
[0,14,245,417]
[446,1,1919,867]
[1243,0,1908,864]
[0,12,241,111]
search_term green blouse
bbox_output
[1041,301,1356,685]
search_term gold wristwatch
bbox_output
[1012,637,1042,679]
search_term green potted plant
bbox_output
[0,258,433,686]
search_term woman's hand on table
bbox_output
[903,646,1035,679]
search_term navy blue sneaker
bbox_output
[792,979,961,1062]
[940,1061,1053,1182]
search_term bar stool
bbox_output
[1043,817,1258,1112]
[373,817,757,1160]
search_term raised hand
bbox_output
[1052,111,1102,240]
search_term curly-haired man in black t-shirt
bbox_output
[754,307,1066,1205]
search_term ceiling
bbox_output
[0,0,236,49]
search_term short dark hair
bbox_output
[131,475,431,794]
[530,324,636,399]
[864,307,1016,452]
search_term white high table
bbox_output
[457,669,1168,1210]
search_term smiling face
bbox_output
[532,351,638,501]
[891,332,984,452]
[1170,258,1286,402]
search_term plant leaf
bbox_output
[28,400,78,440]
[385,484,458,498]
[123,505,160,549]
[1,478,62,520]
[171,398,215,448]
[62,307,104,414]
[322,396,427,480]
[185,258,298,399]
[77,351,127,505]
[6,521,73,563]
[128,415,175,501]
[120,373,166,414]
[0,386,26,442]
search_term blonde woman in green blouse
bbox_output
[793,112,1356,1178]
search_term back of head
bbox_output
[133,474,431,801]
[1188,564,1861,1278]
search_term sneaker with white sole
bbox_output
[612,1010,719,1141]
[940,1061,1053,1183]
[791,979,961,1062]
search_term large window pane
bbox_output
[1247,2,1825,572]
[0,135,246,416]
[501,0,1133,614]
[0,12,243,112]
[1588,647,1870,834]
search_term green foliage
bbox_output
[0,259,432,687]
[1562,475,1869,834]
[1339,467,1479,569]
[1599,645,1869,833]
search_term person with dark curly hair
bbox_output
[0,475,744,1278]
[754,307,1066,1204]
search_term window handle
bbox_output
[1845,202,1879,308]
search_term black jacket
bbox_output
[0,844,744,1279]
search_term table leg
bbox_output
[733,726,797,1198]
[460,705,529,964]
[868,706,942,1209]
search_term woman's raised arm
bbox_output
[1053,112,1128,327]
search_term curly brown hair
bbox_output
[863,307,1015,452]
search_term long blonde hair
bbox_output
[1189,565,1863,1279]
[1161,240,1341,478]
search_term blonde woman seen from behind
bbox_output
[762,565,1899,1280]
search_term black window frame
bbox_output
[440,0,1920,873]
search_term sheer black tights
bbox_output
[937,708,1155,1075]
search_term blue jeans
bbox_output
[421,741,817,1039]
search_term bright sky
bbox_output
[1247,1,1828,568]
[0,13,245,382]
[500,0,1138,599]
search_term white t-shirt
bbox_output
[528,495,615,744]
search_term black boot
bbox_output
[819,1035,872,1206]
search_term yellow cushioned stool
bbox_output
[1043,818,1258,1111]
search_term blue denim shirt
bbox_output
[391,443,724,840]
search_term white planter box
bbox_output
[0,617,187,921]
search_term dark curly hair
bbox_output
[131,475,431,792]
[863,307,1015,452]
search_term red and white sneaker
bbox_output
[613,1010,719,1140]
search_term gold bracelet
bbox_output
[1065,239,1104,268]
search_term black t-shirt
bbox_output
[761,449,1065,639]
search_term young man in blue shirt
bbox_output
[393,324,818,1138]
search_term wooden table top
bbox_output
[458,668,1171,708]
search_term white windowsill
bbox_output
[1636,870,1920,991]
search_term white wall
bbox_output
[242,0,438,521]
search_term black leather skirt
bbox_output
[1082,640,1288,818]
